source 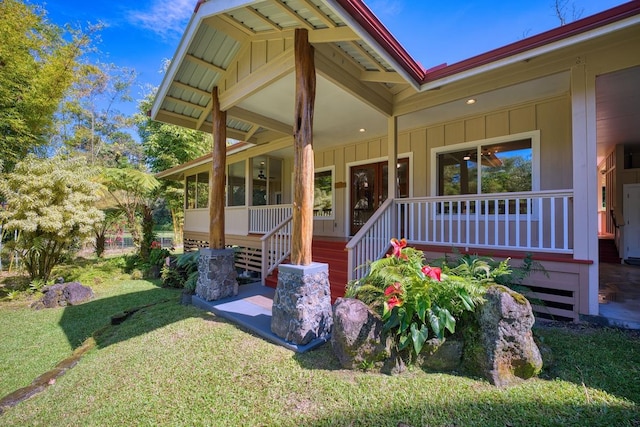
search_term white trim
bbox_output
[322,0,420,91]
[313,165,336,220]
[430,130,541,196]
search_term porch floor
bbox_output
[597,262,640,329]
[191,282,330,353]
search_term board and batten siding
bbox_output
[311,94,572,237]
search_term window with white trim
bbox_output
[314,167,334,219]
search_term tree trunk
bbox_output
[209,86,226,249]
[291,29,316,266]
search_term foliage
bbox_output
[0,156,103,281]
[99,167,160,250]
[0,0,94,171]
[55,63,139,167]
[161,250,199,292]
[93,208,125,257]
[346,238,488,357]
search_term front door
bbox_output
[350,159,409,236]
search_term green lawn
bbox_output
[0,257,638,426]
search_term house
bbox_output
[151,0,640,322]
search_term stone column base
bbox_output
[271,263,333,345]
[195,248,238,301]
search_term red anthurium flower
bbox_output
[384,282,403,296]
[422,265,442,281]
[390,238,407,258]
[387,296,402,309]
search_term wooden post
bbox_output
[209,86,226,249]
[291,28,315,265]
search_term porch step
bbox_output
[264,238,349,302]
[599,238,621,264]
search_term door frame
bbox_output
[345,153,413,237]
[622,183,640,259]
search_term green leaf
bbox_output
[398,333,410,350]
[458,288,475,311]
[410,322,429,355]
[439,307,456,334]
[416,297,428,322]
[427,309,442,339]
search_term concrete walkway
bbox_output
[597,263,640,329]
[191,283,329,352]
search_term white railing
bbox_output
[347,190,574,282]
[345,198,396,282]
[249,204,292,234]
[261,215,292,279]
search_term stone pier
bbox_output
[271,263,333,345]
[195,248,238,301]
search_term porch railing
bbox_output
[345,198,395,282]
[261,215,293,280]
[249,204,292,234]
[347,190,574,281]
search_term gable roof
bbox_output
[151,0,640,149]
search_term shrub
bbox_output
[346,238,509,358]
[161,251,199,293]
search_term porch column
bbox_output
[387,115,399,238]
[210,86,226,249]
[387,115,398,199]
[291,28,316,266]
[196,86,238,301]
[271,28,332,346]
[571,63,599,315]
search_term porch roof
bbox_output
[150,0,640,159]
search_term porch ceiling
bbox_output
[151,0,412,150]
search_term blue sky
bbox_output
[38,0,628,117]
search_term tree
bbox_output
[0,0,93,170]
[100,167,160,254]
[0,156,103,281]
[135,87,211,245]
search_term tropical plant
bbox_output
[0,156,103,281]
[347,239,493,358]
[161,251,199,292]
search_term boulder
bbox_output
[331,298,392,370]
[32,282,94,309]
[471,285,543,387]
[416,338,463,372]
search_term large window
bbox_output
[185,171,209,209]
[227,161,246,207]
[314,168,334,218]
[437,137,534,196]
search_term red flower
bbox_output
[422,265,442,281]
[390,238,407,259]
[150,241,162,249]
[384,282,403,296]
[387,296,402,310]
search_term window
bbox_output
[185,172,209,209]
[227,161,246,207]
[437,137,533,196]
[314,168,333,218]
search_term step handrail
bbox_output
[260,214,293,280]
[345,198,396,281]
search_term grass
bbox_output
[0,257,639,426]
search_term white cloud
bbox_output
[127,0,194,40]
[367,0,404,18]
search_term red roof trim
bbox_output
[422,1,640,83]
[333,0,425,83]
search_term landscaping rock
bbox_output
[331,298,392,370]
[31,282,94,309]
[473,285,543,387]
[416,338,463,371]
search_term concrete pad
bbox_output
[191,282,330,352]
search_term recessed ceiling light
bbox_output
[466,98,476,105]
[359,128,366,133]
